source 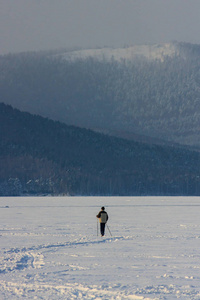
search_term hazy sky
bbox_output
[1,0,200,54]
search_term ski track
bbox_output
[1,197,200,299]
[0,236,128,274]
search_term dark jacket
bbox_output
[96,210,108,223]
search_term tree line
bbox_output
[1,103,200,196]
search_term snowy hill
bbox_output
[58,43,179,62]
[2,42,200,147]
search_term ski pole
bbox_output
[106,224,112,236]
[97,219,99,236]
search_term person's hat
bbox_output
[101,207,105,210]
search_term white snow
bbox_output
[1,196,200,299]
[60,43,178,62]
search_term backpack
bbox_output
[100,211,107,223]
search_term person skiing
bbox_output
[96,207,109,236]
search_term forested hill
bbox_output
[1,103,200,196]
[2,42,200,147]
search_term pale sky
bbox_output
[1,0,200,54]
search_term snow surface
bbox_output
[1,196,200,299]
[60,43,178,62]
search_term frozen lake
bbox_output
[1,196,200,299]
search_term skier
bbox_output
[96,207,109,236]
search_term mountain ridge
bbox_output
[56,42,179,62]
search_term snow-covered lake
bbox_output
[1,196,200,299]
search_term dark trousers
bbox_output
[100,223,106,236]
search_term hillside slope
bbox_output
[1,103,200,196]
[1,42,200,147]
